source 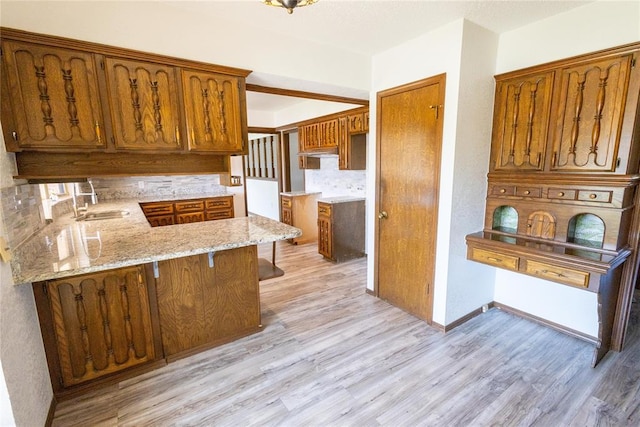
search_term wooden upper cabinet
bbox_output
[491,71,554,171]
[549,54,634,172]
[104,58,183,151]
[1,40,105,151]
[182,70,244,153]
[490,47,640,175]
[348,112,365,134]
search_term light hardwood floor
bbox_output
[52,242,640,426]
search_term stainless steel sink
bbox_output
[76,210,130,221]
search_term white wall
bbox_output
[0,1,370,93]
[0,361,15,426]
[443,21,499,324]
[493,0,640,338]
[370,19,499,326]
[0,130,52,426]
[245,179,280,220]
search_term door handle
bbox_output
[378,211,388,220]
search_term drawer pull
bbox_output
[487,257,502,262]
[557,192,565,197]
[499,188,506,194]
[540,269,564,278]
[589,193,597,199]
[524,190,530,195]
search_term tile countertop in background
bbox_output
[280,191,322,197]
[9,198,301,285]
[317,196,366,204]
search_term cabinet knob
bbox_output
[499,188,506,194]
[558,192,565,197]
[378,211,388,220]
[524,190,530,195]
[589,193,597,199]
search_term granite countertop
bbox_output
[318,196,366,204]
[280,191,322,197]
[10,199,301,285]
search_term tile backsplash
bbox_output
[305,156,366,197]
[91,175,226,201]
[0,184,45,249]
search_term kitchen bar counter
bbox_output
[10,199,301,285]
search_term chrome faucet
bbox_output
[72,179,98,218]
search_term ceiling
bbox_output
[169,0,594,119]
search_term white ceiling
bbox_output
[169,0,594,117]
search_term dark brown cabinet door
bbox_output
[155,247,260,357]
[104,58,183,151]
[45,267,156,387]
[491,71,554,171]
[338,117,349,170]
[317,205,333,259]
[550,54,633,172]
[1,40,105,151]
[182,70,243,153]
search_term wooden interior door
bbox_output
[376,74,445,323]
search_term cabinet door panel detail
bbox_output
[551,55,632,172]
[492,71,554,171]
[526,211,556,239]
[182,70,243,153]
[47,267,155,386]
[105,58,182,151]
[2,40,105,150]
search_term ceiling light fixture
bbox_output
[263,0,318,14]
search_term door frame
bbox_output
[373,74,446,321]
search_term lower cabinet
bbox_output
[280,193,320,244]
[140,195,234,227]
[33,266,159,392]
[154,245,261,359]
[33,245,262,398]
[317,199,366,262]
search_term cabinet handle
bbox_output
[589,193,597,199]
[524,190,530,195]
[11,131,18,141]
[540,269,564,278]
[95,122,102,144]
[499,188,506,194]
[557,192,565,197]
[175,126,181,145]
[487,257,502,262]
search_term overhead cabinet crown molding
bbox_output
[0,27,251,179]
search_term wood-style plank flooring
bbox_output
[52,242,640,426]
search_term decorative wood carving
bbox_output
[1,39,105,149]
[43,267,155,387]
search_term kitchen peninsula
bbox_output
[10,198,300,399]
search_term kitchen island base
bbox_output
[34,245,264,400]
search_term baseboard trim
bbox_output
[45,395,56,426]
[441,302,494,332]
[494,302,599,345]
